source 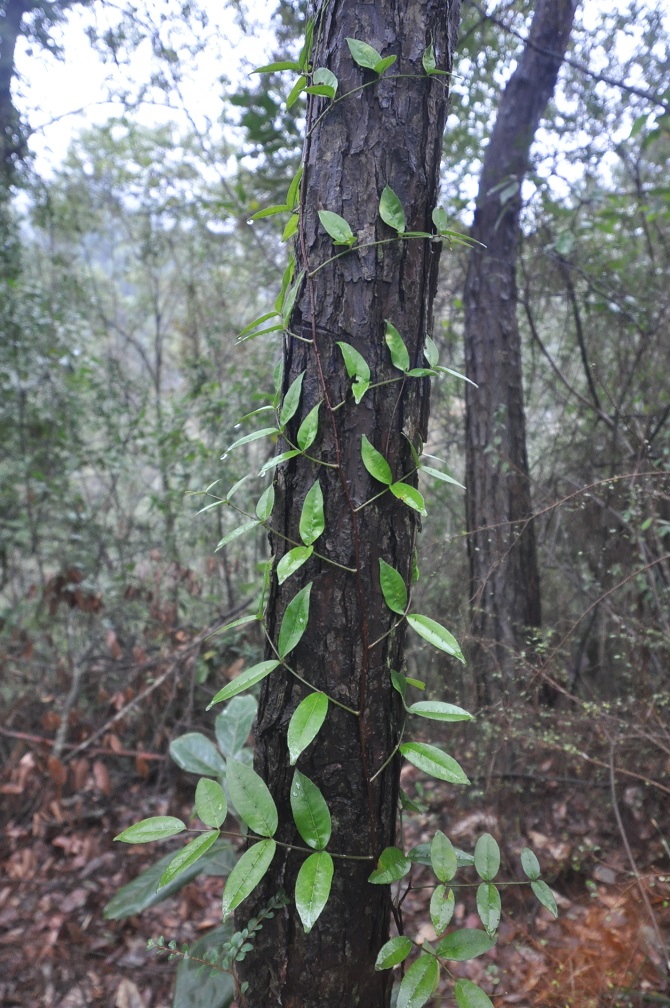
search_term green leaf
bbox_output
[286,166,303,209]
[430,830,458,883]
[295,851,333,933]
[195,778,227,829]
[287,692,328,765]
[207,613,258,641]
[173,923,234,1008]
[422,44,437,74]
[374,54,397,75]
[214,695,257,759]
[318,210,355,245]
[207,661,280,709]
[379,558,407,615]
[352,378,370,403]
[375,935,413,970]
[280,370,305,427]
[277,545,313,585]
[282,213,299,241]
[312,67,338,94]
[379,185,406,233]
[531,879,558,917]
[298,16,314,71]
[286,74,307,109]
[282,270,304,326]
[424,335,439,367]
[419,464,465,490]
[278,582,312,658]
[221,839,276,919]
[474,833,500,882]
[305,84,336,99]
[476,882,501,937]
[290,769,332,850]
[435,364,477,386]
[454,978,495,1008]
[158,830,219,889]
[226,760,278,837]
[258,449,301,477]
[225,427,277,453]
[390,482,427,516]
[297,401,321,451]
[408,701,473,722]
[337,342,370,382]
[384,320,410,372]
[368,847,411,884]
[170,733,227,776]
[520,847,541,880]
[256,484,275,522]
[238,312,280,340]
[430,885,455,934]
[252,60,303,74]
[435,928,495,961]
[399,742,470,785]
[346,37,383,71]
[361,434,393,485]
[432,206,449,232]
[215,521,260,551]
[249,203,289,220]
[114,816,186,844]
[299,479,325,546]
[406,368,437,378]
[407,614,465,663]
[390,668,407,700]
[396,954,439,1008]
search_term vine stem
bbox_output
[262,625,360,716]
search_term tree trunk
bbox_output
[237,1,461,1006]
[463,0,578,706]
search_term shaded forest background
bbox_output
[1,0,669,1005]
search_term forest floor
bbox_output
[1,692,669,1008]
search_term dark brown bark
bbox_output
[236,2,461,1006]
[463,0,578,706]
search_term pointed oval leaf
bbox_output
[435,928,495,961]
[337,341,370,382]
[389,482,427,516]
[169,733,227,777]
[287,692,328,765]
[391,668,407,700]
[431,830,458,883]
[225,427,277,453]
[399,742,470,785]
[158,830,219,889]
[295,851,334,933]
[297,401,321,451]
[422,44,437,74]
[346,37,383,70]
[476,882,501,936]
[379,184,406,233]
[221,839,276,919]
[278,582,312,658]
[259,449,301,477]
[408,701,473,722]
[114,816,186,844]
[474,833,500,882]
[195,778,228,829]
[282,270,304,325]
[352,377,370,403]
[286,74,307,109]
[318,210,354,245]
[385,320,410,372]
[299,479,325,546]
[214,695,257,758]
[407,614,465,663]
[282,213,299,241]
[277,545,313,585]
[280,370,305,427]
[215,520,260,552]
[368,846,411,884]
[305,83,336,99]
[249,203,289,221]
[424,334,439,368]
[361,434,393,485]
[226,760,278,837]
[420,464,465,489]
[454,979,495,1008]
[379,558,407,615]
[531,879,558,917]
[252,60,303,74]
[375,935,413,970]
[432,206,449,232]
[430,884,455,934]
[207,660,280,709]
[286,165,303,209]
[290,769,332,849]
[313,67,338,93]
[374,54,397,75]
[396,954,439,1008]
[520,847,541,880]
[256,484,275,521]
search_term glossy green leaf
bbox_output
[215,521,260,551]
[299,479,325,546]
[169,733,227,776]
[419,464,465,489]
[399,742,470,785]
[474,834,500,882]
[430,885,455,933]
[249,203,289,220]
[379,184,406,233]
[379,558,407,615]
[305,83,336,99]
[454,979,495,1008]
[407,614,465,663]
[290,769,331,849]
[295,851,333,933]
[297,401,321,451]
[214,695,257,759]
[252,60,303,74]
[352,378,370,403]
[422,44,437,74]
[238,312,280,341]
[287,692,328,765]
[435,364,477,386]
[298,16,314,70]
[207,613,258,641]
[389,483,427,516]
[375,54,397,75]
[225,427,277,453]
[173,923,234,1008]
[368,846,411,884]
[313,67,338,94]
[476,882,501,936]
[424,335,439,367]
[286,166,303,209]
[114,816,186,844]
[207,660,280,709]
[158,830,219,889]
[375,935,413,970]
[221,839,276,919]
[337,341,370,381]
[282,270,304,326]
[277,545,313,585]
[436,929,495,961]
[361,434,392,485]
[256,484,275,522]
[225,474,251,500]
[384,320,410,372]
[520,847,541,880]
[286,74,307,109]
[432,206,449,232]
[408,701,473,722]
[278,582,312,658]
[195,778,227,828]
[226,760,278,837]
[431,830,458,883]
[406,367,437,377]
[318,210,355,245]
[258,449,301,477]
[396,954,439,1008]
[346,37,383,70]
[280,370,305,427]
[282,213,299,241]
[531,879,558,917]
[390,668,407,700]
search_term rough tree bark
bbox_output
[237,1,461,1006]
[463,0,578,706]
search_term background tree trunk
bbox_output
[463,0,578,707]
[237,1,461,1006]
